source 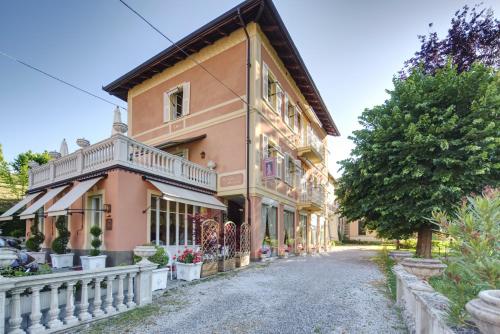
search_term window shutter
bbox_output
[276,84,283,114]
[182,82,190,116]
[276,153,283,179]
[294,106,300,133]
[262,134,269,159]
[163,91,171,123]
[284,94,289,125]
[263,63,269,101]
[294,159,302,188]
[284,153,291,184]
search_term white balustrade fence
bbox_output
[28,134,217,191]
[0,263,155,334]
[299,184,325,207]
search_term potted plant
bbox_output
[25,213,46,264]
[278,246,288,259]
[134,245,169,290]
[176,248,202,281]
[258,244,271,261]
[80,225,107,270]
[50,216,74,268]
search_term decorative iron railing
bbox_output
[28,134,217,191]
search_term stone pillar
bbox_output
[134,263,156,306]
[277,204,285,251]
[249,196,262,260]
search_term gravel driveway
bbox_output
[81,246,406,334]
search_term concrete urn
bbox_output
[400,258,447,279]
[389,251,413,262]
[466,290,500,334]
[133,245,156,264]
[0,248,17,269]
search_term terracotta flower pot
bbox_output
[466,290,500,334]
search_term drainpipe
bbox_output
[237,8,251,228]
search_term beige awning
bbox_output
[148,180,226,210]
[47,177,103,216]
[19,185,69,219]
[0,191,44,222]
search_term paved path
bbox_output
[84,246,407,334]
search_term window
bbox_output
[163,82,190,122]
[88,195,103,249]
[284,210,294,247]
[284,154,293,185]
[36,207,44,235]
[262,63,279,113]
[173,149,188,160]
[260,204,277,250]
[276,151,284,180]
[149,196,200,249]
[284,95,295,129]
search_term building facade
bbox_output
[2,0,340,264]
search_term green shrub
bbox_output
[133,246,169,267]
[51,216,70,254]
[26,213,45,252]
[89,225,103,256]
[431,187,499,325]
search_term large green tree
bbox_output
[336,63,499,257]
[0,147,50,199]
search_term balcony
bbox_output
[297,130,324,164]
[29,134,217,191]
[297,185,324,212]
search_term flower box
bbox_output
[201,262,218,277]
[50,253,74,268]
[80,255,107,270]
[152,267,170,291]
[27,251,46,264]
[235,253,250,268]
[218,257,235,272]
[176,262,202,281]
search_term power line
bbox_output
[118,0,250,108]
[0,50,127,111]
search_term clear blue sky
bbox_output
[1,0,498,177]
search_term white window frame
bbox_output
[163,82,190,123]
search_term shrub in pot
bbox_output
[80,225,107,270]
[26,213,46,264]
[50,216,74,268]
[134,246,170,290]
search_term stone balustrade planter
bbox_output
[466,290,500,334]
[389,251,413,262]
[176,262,202,281]
[0,247,18,268]
[27,251,46,264]
[401,258,447,279]
[151,267,169,291]
[50,253,74,268]
[80,255,107,270]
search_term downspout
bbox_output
[237,8,251,228]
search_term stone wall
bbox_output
[393,264,466,334]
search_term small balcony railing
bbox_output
[28,134,217,191]
[298,185,324,211]
[297,130,324,164]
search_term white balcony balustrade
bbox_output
[298,184,324,211]
[297,129,325,164]
[28,134,217,191]
[0,264,154,334]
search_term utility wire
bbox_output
[0,50,127,111]
[118,0,250,108]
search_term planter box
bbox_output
[218,258,235,272]
[201,262,218,277]
[50,253,74,268]
[152,267,170,291]
[27,251,46,264]
[80,255,107,270]
[176,262,202,281]
[235,254,250,268]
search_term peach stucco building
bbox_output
[1,0,340,265]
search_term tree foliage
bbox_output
[401,4,499,78]
[336,63,499,255]
[0,148,49,199]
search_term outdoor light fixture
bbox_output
[200,151,206,159]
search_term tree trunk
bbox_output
[416,225,433,258]
[395,239,400,250]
